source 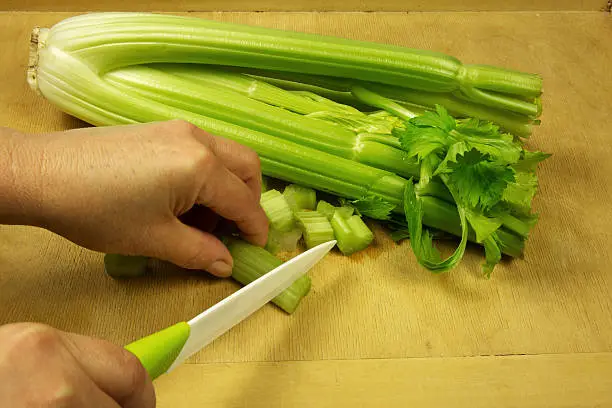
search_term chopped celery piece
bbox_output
[295,210,336,249]
[330,212,374,255]
[260,189,295,232]
[265,226,303,254]
[283,184,316,212]
[316,200,336,221]
[226,238,311,314]
[104,254,149,278]
[316,200,354,221]
[336,206,355,219]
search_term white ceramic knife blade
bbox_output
[166,239,336,371]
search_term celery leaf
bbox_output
[398,124,448,160]
[464,134,521,165]
[446,150,515,212]
[482,235,502,278]
[501,171,538,213]
[465,209,503,243]
[411,105,456,131]
[513,150,551,172]
[433,141,468,175]
[349,195,396,220]
[455,117,500,138]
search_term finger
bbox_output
[67,375,124,408]
[197,156,268,247]
[60,331,156,408]
[190,127,263,201]
[147,219,234,277]
[210,136,263,201]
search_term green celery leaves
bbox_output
[445,150,515,212]
[397,105,549,275]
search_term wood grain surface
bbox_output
[153,353,612,407]
[1,0,607,12]
[1,10,611,407]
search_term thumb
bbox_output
[148,219,234,277]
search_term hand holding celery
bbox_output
[0,122,268,278]
[106,182,375,314]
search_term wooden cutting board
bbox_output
[1,10,611,407]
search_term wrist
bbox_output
[0,128,45,227]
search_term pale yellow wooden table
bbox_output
[1,3,611,407]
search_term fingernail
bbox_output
[209,260,232,277]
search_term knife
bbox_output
[123,240,336,380]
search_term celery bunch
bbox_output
[29,12,548,276]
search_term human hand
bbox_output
[0,323,155,407]
[5,120,268,277]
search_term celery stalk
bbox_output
[103,65,418,178]
[36,13,541,115]
[415,180,454,203]
[363,83,536,137]
[351,86,419,121]
[238,68,537,137]
[226,238,311,314]
[153,63,362,116]
[248,73,372,111]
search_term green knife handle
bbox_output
[124,322,190,380]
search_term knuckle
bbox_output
[169,119,199,136]
[244,149,261,173]
[188,147,216,175]
[168,142,215,179]
[2,323,61,353]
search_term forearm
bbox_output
[0,128,43,226]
